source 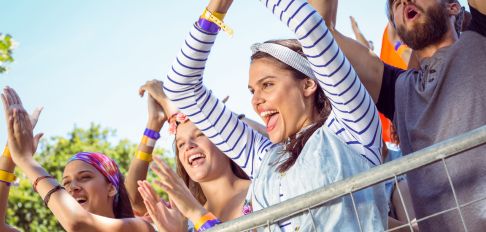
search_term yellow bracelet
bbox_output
[136,150,153,162]
[0,169,16,183]
[2,146,11,158]
[201,8,234,37]
[194,212,218,231]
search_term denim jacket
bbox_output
[251,126,388,231]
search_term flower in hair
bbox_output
[168,112,189,135]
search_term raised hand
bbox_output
[146,95,166,131]
[150,157,207,223]
[1,87,41,164]
[139,80,179,118]
[137,180,186,232]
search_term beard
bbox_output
[396,2,450,50]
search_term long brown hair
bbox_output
[114,174,135,218]
[174,138,250,205]
[251,39,332,173]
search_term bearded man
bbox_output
[310,0,486,231]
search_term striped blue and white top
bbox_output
[165,0,383,230]
[165,0,382,176]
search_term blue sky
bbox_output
[0,0,468,152]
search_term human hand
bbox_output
[146,95,166,131]
[150,157,207,222]
[1,87,42,164]
[138,180,186,232]
[139,80,179,118]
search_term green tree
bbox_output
[0,34,15,73]
[6,124,174,232]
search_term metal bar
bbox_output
[393,175,414,232]
[441,158,468,232]
[208,126,486,232]
[350,192,364,232]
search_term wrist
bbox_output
[146,120,163,132]
[187,205,208,224]
[13,155,36,168]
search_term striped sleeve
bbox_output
[164,24,273,178]
[262,0,382,165]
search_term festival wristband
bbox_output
[141,135,156,147]
[200,8,233,37]
[195,212,220,231]
[144,128,160,140]
[33,175,55,193]
[2,146,11,158]
[0,169,16,183]
[136,150,153,162]
[43,185,65,207]
[198,18,220,34]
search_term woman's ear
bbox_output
[303,78,318,97]
[108,184,118,198]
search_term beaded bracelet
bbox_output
[33,175,55,193]
[43,185,65,207]
[136,150,153,162]
[2,146,11,158]
[0,170,16,184]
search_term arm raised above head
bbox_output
[259,0,383,165]
[163,0,272,178]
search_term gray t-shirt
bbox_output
[394,30,486,232]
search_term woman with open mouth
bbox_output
[163,0,388,230]
[123,80,254,232]
[0,87,155,232]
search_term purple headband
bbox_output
[68,152,122,195]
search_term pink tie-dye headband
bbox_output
[68,152,121,195]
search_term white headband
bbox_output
[251,42,316,79]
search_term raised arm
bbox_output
[1,87,154,232]
[163,0,272,178]
[0,107,42,232]
[126,94,166,216]
[309,0,385,103]
[262,0,382,165]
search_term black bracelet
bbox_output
[43,185,65,207]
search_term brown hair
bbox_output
[386,0,464,35]
[113,174,135,218]
[251,39,332,173]
[174,141,250,205]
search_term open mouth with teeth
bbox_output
[188,153,206,167]
[260,110,280,132]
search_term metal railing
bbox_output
[208,125,486,232]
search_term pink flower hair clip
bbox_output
[168,112,189,135]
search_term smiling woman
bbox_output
[0,87,155,232]
[163,0,387,231]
